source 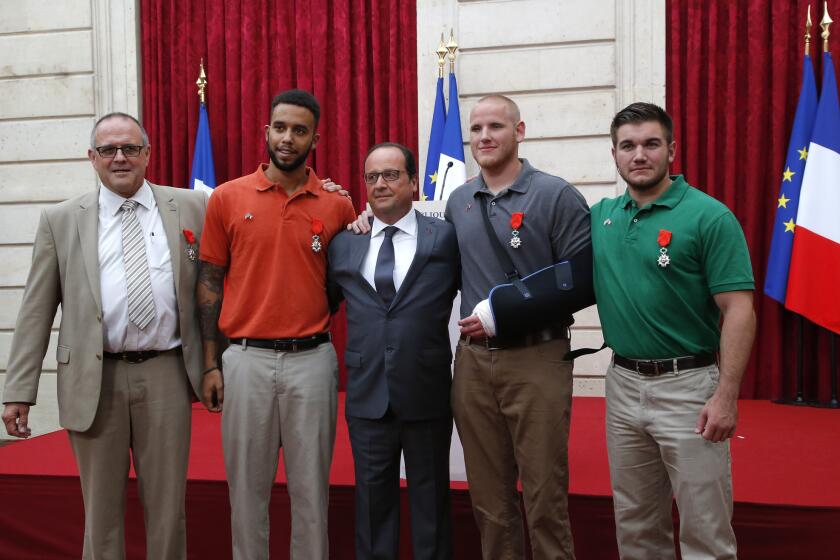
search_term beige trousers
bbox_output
[452,338,575,560]
[68,351,192,560]
[221,342,338,560]
[606,360,737,560]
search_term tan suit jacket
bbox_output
[3,183,207,432]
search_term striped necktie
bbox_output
[120,200,156,329]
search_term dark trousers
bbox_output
[452,338,575,560]
[347,412,453,560]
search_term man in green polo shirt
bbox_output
[591,102,756,559]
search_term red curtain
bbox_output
[140,0,418,389]
[667,0,840,400]
[140,0,417,203]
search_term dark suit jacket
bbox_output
[328,211,460,421]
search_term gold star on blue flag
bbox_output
[764,55,817,304]
[422,77,446,201]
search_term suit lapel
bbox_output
[76,190,102,312]
[390,210,436,310]
[352,232,384,305]
[151,184,182,299]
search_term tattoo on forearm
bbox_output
[197,261,226,342]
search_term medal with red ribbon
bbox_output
[311,218,324,253]
[183,229,197,261]
[509,212,524,248]
[657,229,672,268]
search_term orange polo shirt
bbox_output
[200,164,356,339]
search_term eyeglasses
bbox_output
[363,169,403,185]
[94,144,145,158]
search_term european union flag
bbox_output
[764,54,817,303]
[422,76,447,201]
[435,72,466,201]
[189,103,216,195]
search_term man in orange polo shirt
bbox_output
[197,89,356,560]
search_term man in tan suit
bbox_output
[1,112,207,560]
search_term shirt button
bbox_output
[491,201,496,206]
[633,218,638,223]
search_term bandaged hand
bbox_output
[471,299,497,337]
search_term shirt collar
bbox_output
[473,158,534,197]
[620,175,689,209]
[371,209,417,238]
[99,180,154,216]
[255,163,322,196]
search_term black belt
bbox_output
[103,346,182,364]
[461,325,569,350]
[231,333,330,353]
[613,353,716,376]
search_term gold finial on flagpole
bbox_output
[436,33,448,79]
[196,58,208,104]
[446,29,458,74]
[821,1,833,52]
[806,5,813,56]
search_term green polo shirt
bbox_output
[591,175,754,359]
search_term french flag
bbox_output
[785,52,840,335]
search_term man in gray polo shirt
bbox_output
[447,95,590,559]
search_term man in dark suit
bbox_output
[327,142,460,560]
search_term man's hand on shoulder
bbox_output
[321,178,351,199]
[695,388,738,443]
[2,403,32,438]
[347,209,372,234]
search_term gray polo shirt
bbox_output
[444,159,591,318]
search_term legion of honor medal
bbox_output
[657,229,672,268]
[183,229,197,261]
[311,218,324,253]
[509,212,524,249]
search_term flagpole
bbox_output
[820,1,832,52]
[830,334,838,407]
[818,2,840,409]
[770,7,815,407]
[437,30,461,201]
[420,36,449,202]
[793,8,813,407]
[446,29,458,74]
[439,30,459,200]
[793,7,813,407]
[437,33,447,79]
[189,58,217,194]
[792,316,806,405]
[196,58,207,104]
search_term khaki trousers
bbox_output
[606,360,737,560]
[452,338,575,560]
[221,342,338,560]
[67,351,192,560]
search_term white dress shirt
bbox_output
[361,210,418,293]
[98,182,180,352]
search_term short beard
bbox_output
[623,168,669,191]
[267,140,312,172]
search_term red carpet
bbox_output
[1,396,838,559]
